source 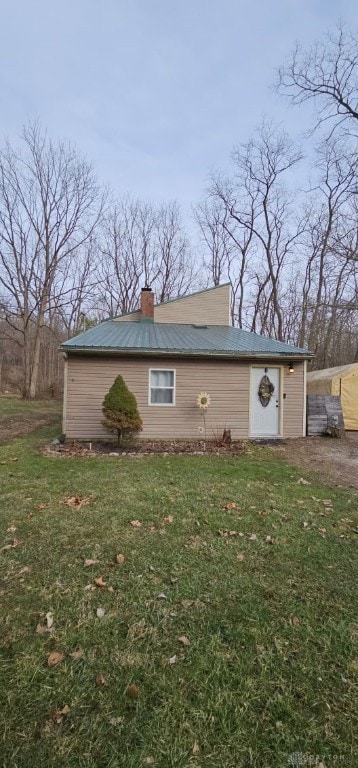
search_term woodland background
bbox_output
[0,24,357,398]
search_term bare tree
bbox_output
[277,24,358,137]
[194,198,232,287]
[154,202,195,303]
[202,123,303,337]
[0,122,105,397]
[97,198,195,317]
[297,139,358,356]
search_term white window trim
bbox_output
[148,368,176,406]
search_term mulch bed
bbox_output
[42,439,248,458]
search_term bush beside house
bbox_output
[102,375,142,445]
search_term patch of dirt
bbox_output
[280,432,358,489]
[0,415,60,444]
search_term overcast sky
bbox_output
[1,1,357,215]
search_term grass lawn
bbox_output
[0,420,357,767]
[0,395,61,443]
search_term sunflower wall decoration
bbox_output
[196,391,211,442]
[258,374,275,407]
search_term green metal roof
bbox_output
[61,321,312,359]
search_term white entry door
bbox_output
[250,367,281,437]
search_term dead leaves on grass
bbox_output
[69,648,84,659]
[63,496,91,509]
[192,741,200,755]
[96,672,107,686]
[126,683,140,699]
[116,553,125,564]
[130,520,142,528]
[94,576,107,588]
[47,651,64,667]
[52,704,70,724]
[178,635,190,646]
[84,558,100,567]
[0,538,22,553]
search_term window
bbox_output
[149,369,175,405]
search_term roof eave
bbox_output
[60,345,313,360]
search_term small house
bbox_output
[61,284,313,441]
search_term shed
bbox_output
[307,363,358,431]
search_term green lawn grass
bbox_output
[0,423,357,767]
[0,395,61,441]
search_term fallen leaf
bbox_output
[297,478,311,485]
[130,520,142,528]
[110,716,124,726]
[69,648,84,659]
[46,612,54,630]
[163,514,174,524]
[192,740,200,755]
[35,503,49,510]
[116,553,125,564]
[157,592,167,600]
[96,607,105,618]
[303,522,309,529]
[181,599,194,608]
[289,615,300,626]
[169,655,177,665]
[53,704,70,724]
[249,533,257,541]
[94,576,107,588]
[126,683,140,699]
[84,558,100,567]
[96,673,107,686]
[236,553,245,561]
[265,535,274,544]
[18,566,30,575]
[178,635,190,646]
[63,496,91,509]
[0,538,21,553]
[224,501,236,510]
[7,525,16,533]
[322,499,333,507]
[143,759,154,766]
[36,623,53,636]
[47,651,64,667]
[107,585,114,593]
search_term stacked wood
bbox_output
[307,395,345,437]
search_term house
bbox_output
[61,284,313,441]
[307,363,358,431]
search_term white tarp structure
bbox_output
[307,363,358,431]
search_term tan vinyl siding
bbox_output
[154,284,231,325]
[115,284,231,325]
[115,312,140,322]
[282,362,305,437]
[65,355,305,440]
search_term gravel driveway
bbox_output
[280,432,358,489]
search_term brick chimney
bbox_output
[140,286,154,319]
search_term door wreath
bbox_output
[258,374,275,407]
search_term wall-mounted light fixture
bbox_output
[288,362,294,374]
